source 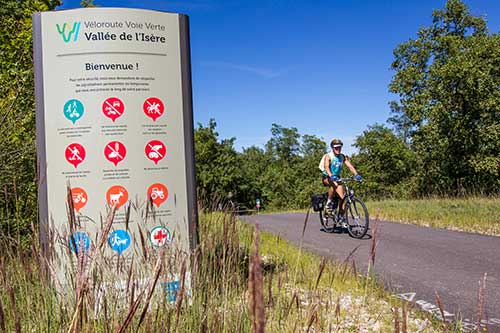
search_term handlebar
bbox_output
[335,176,362,184]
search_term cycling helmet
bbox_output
[330,138,343,149]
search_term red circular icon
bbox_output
[102,97,124,122]
[143,97,164,121]
[106,185,129,208]
[147,183,169,207]
[104,141,127,166]
[65,143,86,168]
[145,140,166,164]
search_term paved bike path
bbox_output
[242,212,500,332]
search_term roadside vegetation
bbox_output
[0,211,455,332]
[367,197,500,236]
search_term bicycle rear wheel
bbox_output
[319,209,336,233]
[345,197,369,239]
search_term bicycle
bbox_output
[318,176,369,238]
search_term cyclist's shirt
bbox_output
[322,153,344,177]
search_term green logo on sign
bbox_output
[56,22,81,43]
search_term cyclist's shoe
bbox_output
[339,215,348,228]
[325,201,334,213]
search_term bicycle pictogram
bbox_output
[71,187,88,212]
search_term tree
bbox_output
[389,0,500,196]
[0,0,61,238]
[194,119,240,208]
[351,124,415,198]
[265,124,300,163]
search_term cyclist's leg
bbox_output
[322,176,335,200]
[335,185,345,214]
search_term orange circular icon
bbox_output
[71,187,87,212]
[147,183,169,207]
[106,185,129,208]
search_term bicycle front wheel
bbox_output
[345,197,369,239]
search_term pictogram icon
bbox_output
[104,141,126,166]
[69,231,90,253]
[106,185,129,208]
[71,187,88,212]
[147,183,169,207]
[102,97,124,122]
[143,97,164,121]
[150,226,171,248]
[65,143,86,168]
[108,230,131,255]
[63,99,84,124]
[145,140,166,164]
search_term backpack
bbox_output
[318,152,334,172]
[311,193,327,212]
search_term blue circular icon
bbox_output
[108,230,131,255]
[64,99,84,124]
[69,231,90,253]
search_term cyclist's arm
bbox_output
[324,154,332,177]
[344,156,359,176]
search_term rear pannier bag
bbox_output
[311,193,327,212]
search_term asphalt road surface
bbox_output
[242,212,500,332]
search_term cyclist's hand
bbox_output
[354,174,362,181]
[330,175,339,182]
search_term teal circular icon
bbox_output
[64,99,84,124]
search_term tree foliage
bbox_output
[389,0,500,196]
[0,0,60,237]
[351,125,415,198]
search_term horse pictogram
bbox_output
[143,97,164,121]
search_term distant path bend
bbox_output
[242,212,500,332]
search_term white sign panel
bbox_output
[33,8,197,289]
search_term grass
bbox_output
[0,210,455,332]
[366,197,500,236]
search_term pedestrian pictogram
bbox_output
[63,99,84,124]
[143,97,164,121]
[145,140,166,164]
[106,185,129,209]
[147,183,169,207]
[108,230,131,254]
[69,231,90,253]
[104,141,126,166]
[102,97,124,122]
[71,187,88,212]
[150,226,171,248]
[65,143,86,168]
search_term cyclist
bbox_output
[321,139,362,221]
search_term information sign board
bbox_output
[33,8,197,292]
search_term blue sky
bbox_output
[59,0,499,155]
